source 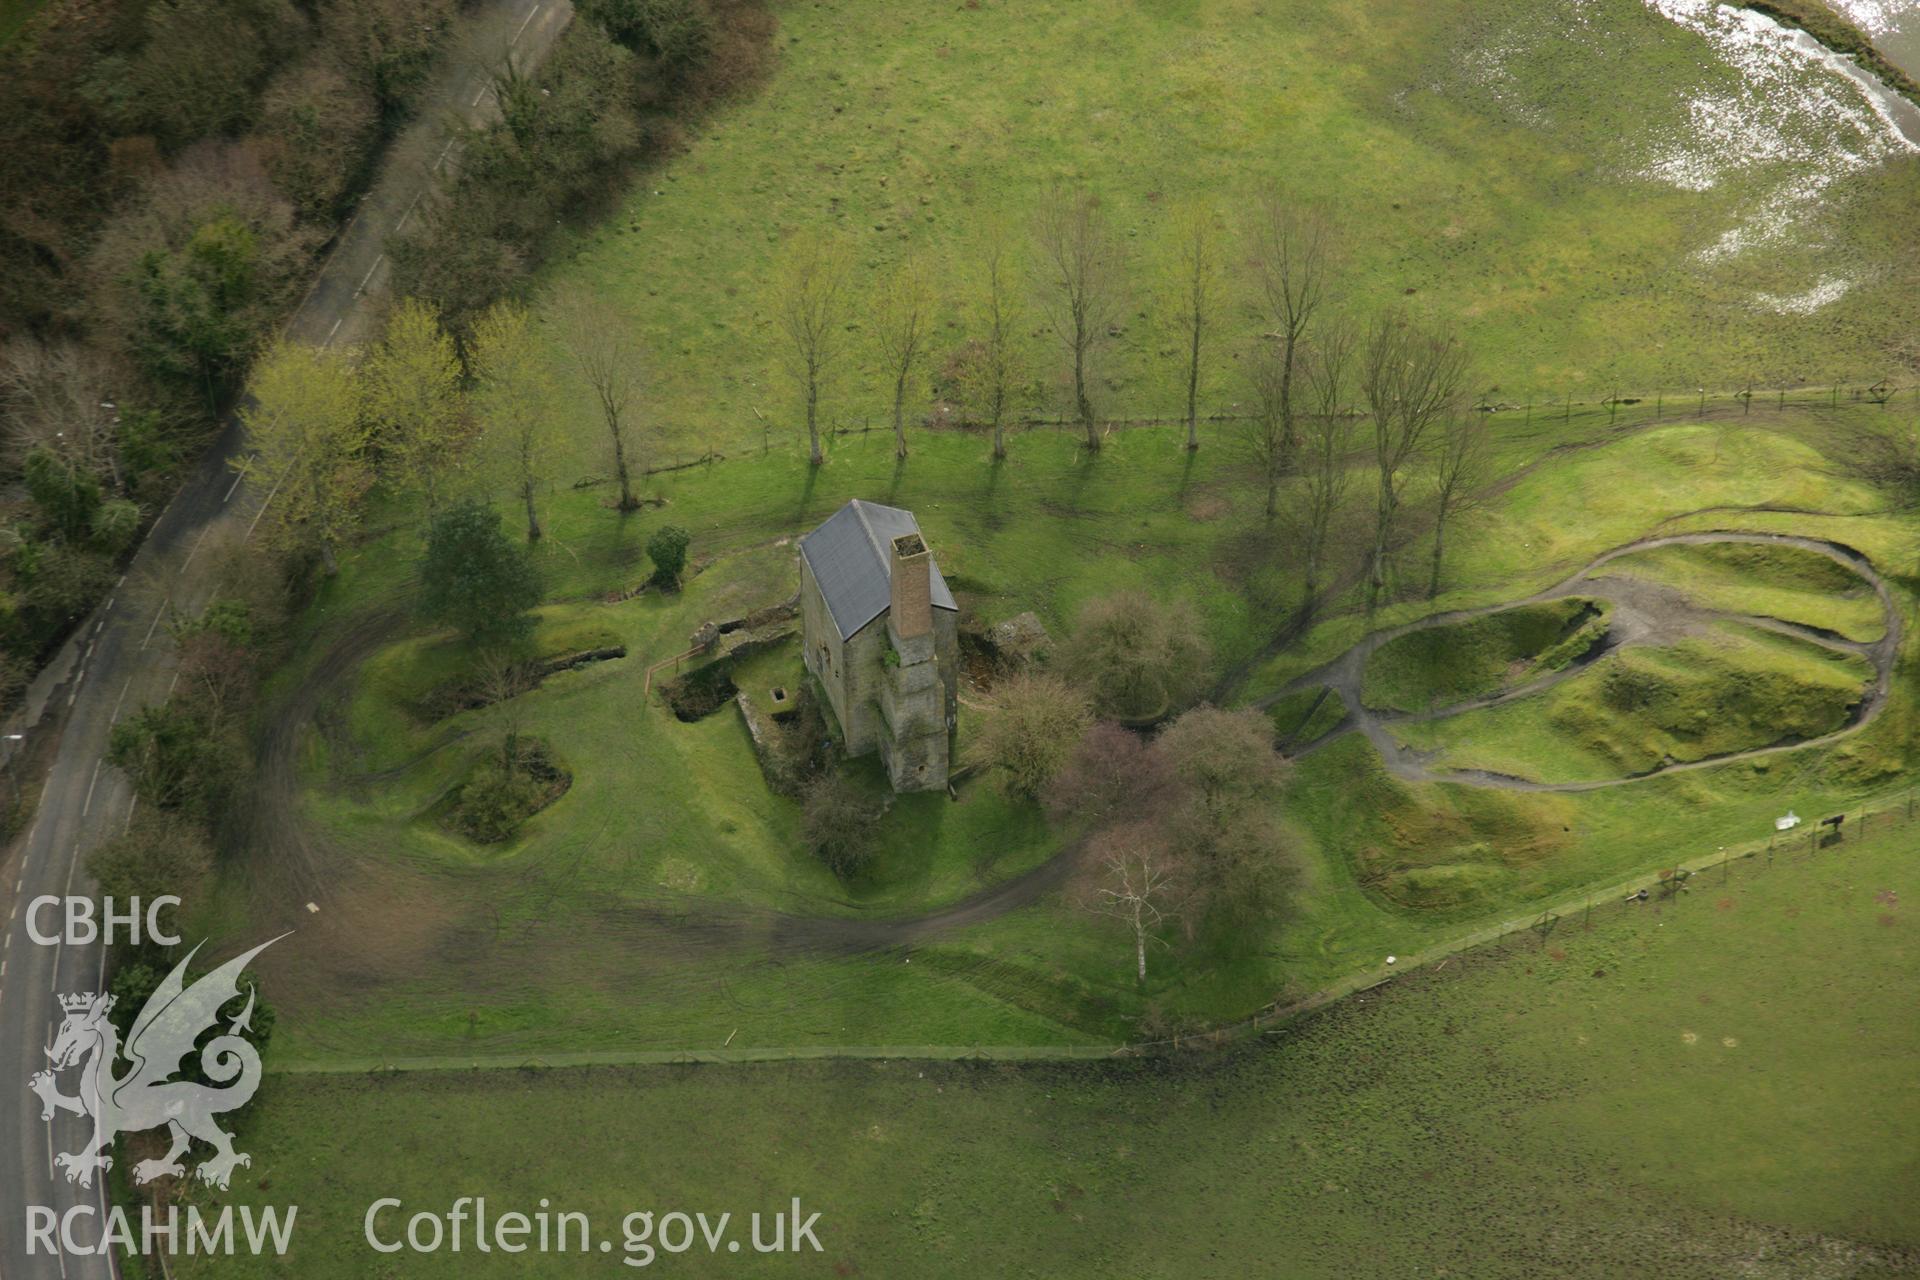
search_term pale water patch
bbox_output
[1825,0,1902,37]
[1753,274,1855,313]
[1639,0,1920,263]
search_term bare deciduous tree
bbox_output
[1427,409,1491,599]
[1032,184,1124,453]
[1060,590,1209,721]
[556,289,644,511]
[1085,820,1184,985]
[873,256,935,461]
[0,339,128,490]
[1171,203,1220,452]
[1250,196,1333,469]
[1300,320,1357,603]
[963,233,1025,461]
[775,232,851,467]
[965,670,1093,800]
[1359,312,1469,612]
[1244,338,1289,520]
[1044,720,1180,831]
[470,301,558,542]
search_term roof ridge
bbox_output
[848,499,889,580]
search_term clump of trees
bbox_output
[448,736,570,843]
[1048,705,1293,985]
[1058,590,1208,722]
[965,671,1093,800]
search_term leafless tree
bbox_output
[1243,338,1288,520]
[0,339,128,490]
[1044,721,1180,831]
[968,233,1025,461]
[1086,821,1185,985]
[965,671,1093,800]
[1032,184,1124,452]
[1359,312,1469,612]
[873,256,934,461]
[555,289,643,512]
[1427,409,1491,598]
[1250,195,1333,469]
[1171,204,1220,452]
[1300,320,1357,602]
[775,232,851,467]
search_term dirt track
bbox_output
[1255,530,1902,793]
[251,526,1902,1026]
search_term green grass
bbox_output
[1395,621,1877,784]
[233,398,1920,1061]
[1605,539,1887,642]
[0,0,45,46]
[527,0,1920,467]
[1361,597,1608,713]
[1268,686,1347,748]
[173,819,1920,1278]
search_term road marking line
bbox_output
[515,1,542,42]
[125,795,137,832]
[223,469,246,503]
[246,471,286,540]
[111,675,134,724]
[141,604,167,651]
[327,315,345,346]
[472,83,489,108]
[355,254,385,296]
[434,140,456,172]
[166,671,179,698]
[182,522,214,569]
[81,760,101,818]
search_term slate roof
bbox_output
[799,499,958,640]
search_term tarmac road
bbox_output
[0,1,572,1274]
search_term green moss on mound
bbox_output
[1549,624,1870,775]
[1301,737,1579,915]
[1362,598,1609,714]
[1607,541,1883,642]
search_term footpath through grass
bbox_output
[174,817,1920,1278]
[239,399,1920,1062]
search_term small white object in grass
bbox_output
[1776,811,1801,831]
[305,902,320,914]
[1385,955,1396,965]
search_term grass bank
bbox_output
[172,817,1920,1278]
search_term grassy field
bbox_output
[524,0,1920,467]
[172,816,1920,1278]
[222,392,1920,1064]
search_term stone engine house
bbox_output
[797,500,959,792]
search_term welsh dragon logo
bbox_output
[29,935,283,1191]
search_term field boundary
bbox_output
[270,779,1914,1075]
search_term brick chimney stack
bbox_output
[889,532,932,640]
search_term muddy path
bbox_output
[246,527,1900,1037]
[1255,530,1902,793]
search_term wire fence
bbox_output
[265,780,1914,1076]
[693,375,1920,470]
